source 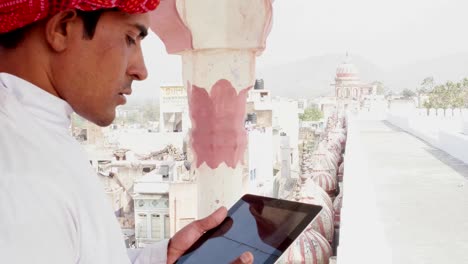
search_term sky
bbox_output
[129,0,468,102]
[257,0,468,70]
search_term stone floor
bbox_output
[338,120,468,264]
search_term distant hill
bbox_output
[256,53,386,98]
[385,53,468,92]
[129,51,468,103]
[256,52,468,98]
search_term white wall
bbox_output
[247,129,274,195]
[272,98,300,170]
[117,130,185,154]
[387,109,468,164]
[463,118,468,135]
[168,182,198,236]
[337,116,393,264]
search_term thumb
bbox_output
[230,252,254,264]
[196,206,227,232]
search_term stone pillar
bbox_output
[151,0,273,217]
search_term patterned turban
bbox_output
[0,0,160,33]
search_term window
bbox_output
[250,169,256,181]
[159,165,170,178]
[164,215,170,238]
[151,214,162,240]
[142,165,155,174]
[136,213,148,238]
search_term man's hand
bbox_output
[166,206,253,264]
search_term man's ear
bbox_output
[45,10,80,52]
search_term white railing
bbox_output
[387,108,468,164]
[414,108,468,118]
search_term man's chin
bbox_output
[72,106,116,127]
[80,113,115,127]
[93,115,116,127]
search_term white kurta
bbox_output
[0,73,168,264]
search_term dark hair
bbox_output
[0,9,110,49]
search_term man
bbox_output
[0,1,253,263]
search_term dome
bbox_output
[325,140,342,163]
[278,229,332,264]
[336,53,359,81]
[310,150,338,197]
[333,191,343,228]
[302,196,334,243]
[288,180,334,243]
[311,145,338,175]
[340,116,347,128]
[277,175,300,200]
[300,178,334,210]
[336,62,359,79]
[338,162,345,182]
[328,130,347,149]
[299,183,334,238]
[312,170,337,197]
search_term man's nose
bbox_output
[128,48,148,81]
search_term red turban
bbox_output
[0,0,160,33]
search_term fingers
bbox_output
[230,252,254,264]
[194,206,227,234]
[167,207,229,264]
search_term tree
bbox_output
[401,89,416,99]
[385,90,394,98]
[462,77,468,88]
[373,81,387,95]
[446,81,464,108]
[299,107,323,121]
[462,78,468,107]
[422,78,468,110]
[420,76,435,93]
[112,100,160,126]
[126,111,140,124]
[428,84,448,109]
[141,100,160,122]
[423,100,434,109]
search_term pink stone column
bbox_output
[150,0,273,217]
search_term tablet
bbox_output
[176,194,323,264]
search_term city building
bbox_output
[159,84,190,133]
[133,173,171,247]
[331,54,377,112]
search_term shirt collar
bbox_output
[0,72,74,134]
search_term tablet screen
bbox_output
[176,194,323,264]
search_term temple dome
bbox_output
[312,169,337,198]
[301,195,334,243]
[336,53,359,81]
[300,177,333,210]
[333,190,343,228]
[292,179,335,243]
[338,162,345,182]
[278,229,332,264]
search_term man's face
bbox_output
[52,11,150,126]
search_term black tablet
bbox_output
[176,194,323,264]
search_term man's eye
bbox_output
[126,35,136,45]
